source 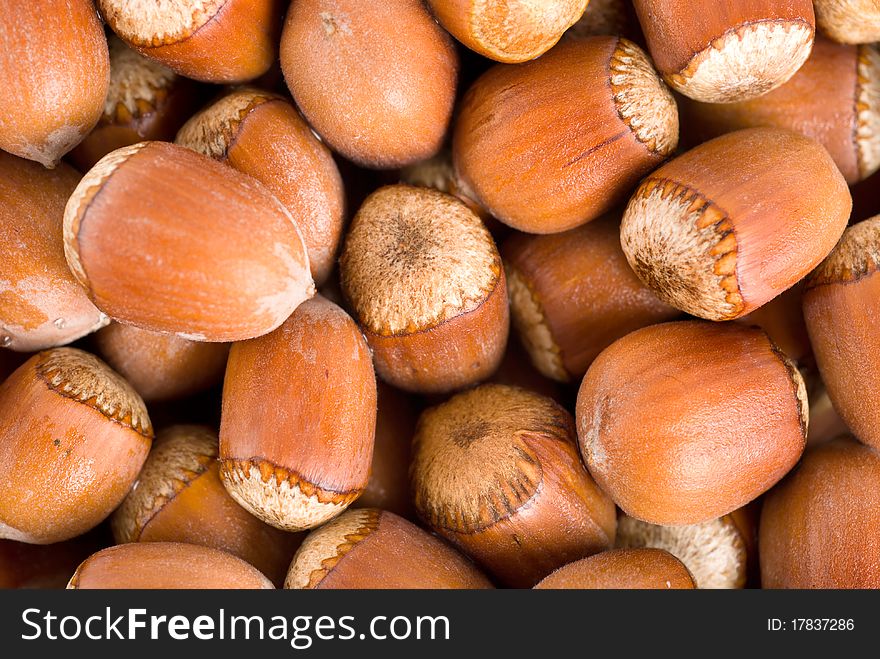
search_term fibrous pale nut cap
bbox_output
[620,178,744,321]
[412,384,576,534]
[856,44,880,180]
[340,185,501,336]
[504,264,568,382]
[220,460,355,532]
[610,38,679,156]
[98,0,226,47]
[814,0,880,44]
[284,508,380,589]
[615,515,748,589]
[105,36,177,121]
[112,425,217,543]
[667,20,815,103]
[806,215,880,287]
[176,87,280,159]
[35,347,152,437]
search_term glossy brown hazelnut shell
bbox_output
[0,0,109,167]
[621,128,851,321]
[632,0,815,102]
[412,384,616,587]
[534,548,695,589]
[176,88,345,285]
[0,348,152,544]
[68,542,274,589]
[0,153,107,351]
[577,321,808,525]
[760,437,880,588]
[63,141,315,342]
[281,0,458,168]
[286,509,492,589]
[453,36,678,234]
[802,217,880,449]
[503,214,679,382]
[220,296,376,531]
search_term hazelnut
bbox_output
[411,384,616,587]
[285,509,492,589]
[97,0,283,83]
[760,437,880,588]
[0,153,107,351]
[803,217,880,450]
[814,0,880,44]
[220,296,376,531]
[69,36,205,172]
[620,128,851,321]
[453,37,678,234]
[678,38,880,185]
[566,0,632,39]
[280,0,458,168]
[534,549,695,590]
[615,508,757,589]
[93,323,229,403]
[0,348,152,544]
[68,542,274,589]
[576,321,808,525]
[354,384,419,519]
[503,214,679,383]
[426,0,588,63]
[176,88,345,285]
[113,425,301,586]
[0,0,109,167]
[340,185,509,394]
[63,141,314,342]
[632,0,815,103]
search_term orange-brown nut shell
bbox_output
[534,548,695,589]
[176,88,345,285]
[285,509,492,589]
[69,37,205,172]
[281,0,458,168]
[632,0,815,103]
[677,37,880,184]
[426,0,588,63]
[98,0,283,83]
[503,214,679,382]
[340,185,509,394]
[112,425,301,586]
[453,36,678,234]
[68,542,274,589]
[577,321,808,525]
[0,0,109,167]
[760,437,880,588]
[0,153,107,351]
[94,323,229,402]
[411,384,617,587]
[219,296,376,532]
[803,216,880,450]
[0,348,152,544]
[353,384,419,519]
[63,141,315,342]
[620,128,851,322]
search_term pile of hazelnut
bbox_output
[1,0,879,590]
